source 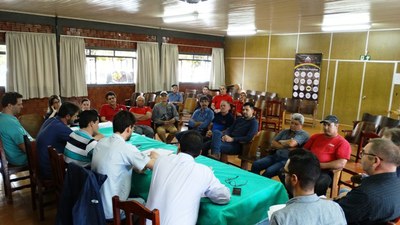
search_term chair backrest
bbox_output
[0,137,8,173]
[298,99,318,115]
[264,99,284,118]
[24,135,38,177]
[48,146,66,195]
[379,116,400,132]
[143,93,156,106]
[361,113,382,128]
[345,121,377,144]
[19,114,45,138]
[182,98,198,114]
[241,130,276,159]
[130,92,142,107]
[112,195,160,225]
[283,98,301,113]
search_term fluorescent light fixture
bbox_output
[322,24,371,32]
[227,25,257,36]
[163,12,199,23]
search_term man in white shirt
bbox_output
[91,110,158,220]
[145,130,231,225]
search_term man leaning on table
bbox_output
[145,130,230,225]
[91,110,159,220]
[257,149,346,225]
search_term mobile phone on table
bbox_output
[232,187,241,196]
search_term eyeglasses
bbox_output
[361,148,383,160]
[280,168,291,177]
[225,176,248,187]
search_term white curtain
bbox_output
[60,36,87,97]
[161,43,178,90]
[6,32,59,98]
[137,42,160,93]
[209,48,225,89]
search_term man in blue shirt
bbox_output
[167,84,183,111]
[0,92,28,166]
[37,102,80,179]
[203,102,258,162]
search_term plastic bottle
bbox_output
[256,146,261,159]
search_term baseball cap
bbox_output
[320,115,339,124]
[160,91,168,96]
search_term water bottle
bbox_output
[256,146,261,159]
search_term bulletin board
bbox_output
[292,53,322,101]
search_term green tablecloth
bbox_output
[99,126,288,225]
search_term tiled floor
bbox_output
[0,121,355,224]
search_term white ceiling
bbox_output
[1,0,400,36]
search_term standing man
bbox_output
[257,149,346,225]
[336,138,400,225]
[37,102,80,179]
[152,91,179,143]
[203,102,258,162]
[91,111,158,220]
[303,115,351,196]
[211,85,233,113]
[167,84,183,111]
[251,113,309,178]
[146,130,230,225]
[100,91,127,122]
[64,110,104,167]
[0,92,28,166]
[129,95,154,138]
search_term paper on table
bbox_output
[142,148,174,156]
[268,204,286,219]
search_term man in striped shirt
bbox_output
[64,110,104,167]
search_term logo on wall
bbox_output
[292,53,322,101]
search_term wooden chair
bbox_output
[24,135,55,221]
[0,137,31,204]
[379,116,400,133]
[261,99,285,132]
[282,97,301,124]
[298,99,318,127]
[238,130,276,170]
[112,195,160,225]
[19,113,44,138]
[330,169,342,198]
[338,161,365,189]
[343,121,378,162]
[180,97,198,124]
[48,146,66,199]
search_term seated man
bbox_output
[37,102,80,179]
[146,130,230,225]
[91,111,158,220]
[211,85,233,113]
[152,91,179,143]
[257,149,346,225]
[195,86,213,110]
[0,92,28,166]
[167,84,183,111]
[80,98,91,111]
[207,100,234,134]
[233,91,247,117]
[203,102,258,162]
[64,110,104,167]
[303,115,351,196]
[99,91,127,122]
[336,138,400,225]
[251,113,309,178]
[176,96,214,141]
[129,95,154,138]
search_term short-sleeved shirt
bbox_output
[37,117,72,179]
[64,129,97,167]
[303,133,351,163]
[274,129,310,147]
[129,106,152,127]
[0,113,28,166]
[91,134,150,219]
[167,92,183,103]
[99,104,127,121]
[152,102,179,125]
[212,94,233,109]
[188,108,214,131]
[233,100,244,115]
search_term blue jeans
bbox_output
[203,130,242,155]
[251,153,287,178]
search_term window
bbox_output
[178,54,211,82]
[0,45,6,87]
[85,49,137,84]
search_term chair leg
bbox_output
[31,181,37,210]
[220,154,228,163]
[4,174,13,204]
[241,160,249,170]
[38,183,45,221]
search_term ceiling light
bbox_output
[322,24,371,32]
[180,0,207,3]
[227,29,257,36]
[163,12,199,23]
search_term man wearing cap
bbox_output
[251,113,310,178]
[303,115,351,196]
[152,91,179,143]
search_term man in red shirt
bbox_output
[129,95,154,138]
[303,115,351,196]
[99,91,127,122]
[211,85,233,113]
